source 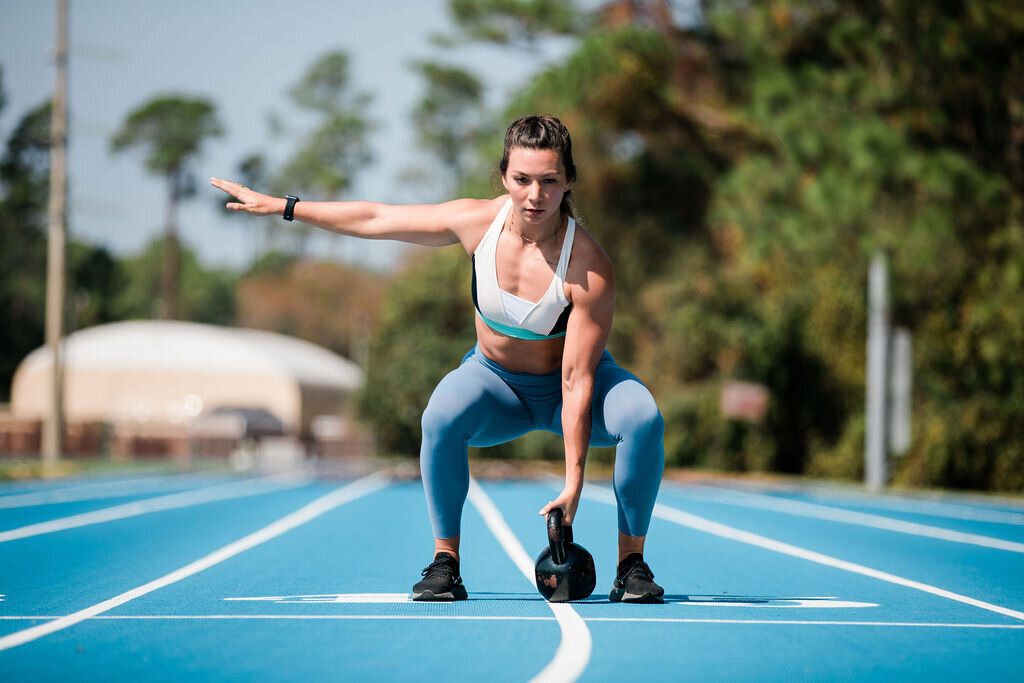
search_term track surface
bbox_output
[2,468,1022,681]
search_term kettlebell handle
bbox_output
[547,508,567,565]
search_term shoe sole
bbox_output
[411,585,468,602]
[609,587,664,604]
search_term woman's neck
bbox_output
[508,212,564,245]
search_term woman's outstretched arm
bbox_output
[210,177,494,248]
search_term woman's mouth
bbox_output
[524,207,544,218]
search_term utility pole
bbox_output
[43,0,69,468]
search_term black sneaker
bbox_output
[609,553,664,603]
[412,552,468,601]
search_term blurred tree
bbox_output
[409,60,486,192]
[245,249,298,278]
[0,98,48,402]
[235,259,387,361]
[66,242,122,331]
[357,0,1024,491]
[697,0,1024,488]
[273,52,373,255]
[0,98,134,400]
[358,248,476,455]
[110,95,223,320]
[113,236,236,325]
[445,0,587,45]
[0,66,7,116]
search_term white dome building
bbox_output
[10,320,364,436]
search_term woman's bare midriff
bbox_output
[474,316,565,375]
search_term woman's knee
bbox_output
[634,395,665,440]
[421,392,469,445]
[607,383,664,443]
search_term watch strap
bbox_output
[284,195,300,221]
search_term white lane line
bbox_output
[1,615,1022,629]
[585,485,1024,622]
[224,593,414,603]
[467,478,592,683]
[0,472,391,652]
[222,592,874,608]
[0,475,312,543]
[220,593,874,608]
[681,485,1024,553]
[799,492,1024,526]
[0,473,231,509]
[666,480,1024,525]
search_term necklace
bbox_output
[509,217,562,245]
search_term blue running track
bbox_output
[1,468,1022,681]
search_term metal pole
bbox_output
[42,0,69,467]
[865,251,889,491]
[889,328,912,456]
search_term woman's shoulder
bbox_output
[568,222,613,274]
[444,195,510,253]
[442,195,507,228]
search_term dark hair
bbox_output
[499,115,577,218]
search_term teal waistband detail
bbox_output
[477,312,566,340]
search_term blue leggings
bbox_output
[420,346,665,539]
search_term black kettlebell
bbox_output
[534,507,596,602]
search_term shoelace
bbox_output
[421,559,459,581]
[621,559,655,583]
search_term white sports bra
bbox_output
[471,199,575,340]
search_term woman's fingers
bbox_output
[211,177,251,199]
[210,177,238,195]
[211,177,265,214]
[539,497,576,525]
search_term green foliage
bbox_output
[244,250,299,277]
[235,258,386,362]
[288,52,368,115]
[357,248,476,455]
[0,100,51,218]
[355,0,1024,492]
[275,51,373,201]
[113,237,237,324]
[111,94,224,319]
[271,51,374,255]
[409,60,486,189]
[66,242,123,330]
[446,0,586,44]
[0,97,48,401]
[0,98,156,400]
[110,95,223,185]
[695,0,1024,490]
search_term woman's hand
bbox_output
[210,177,284,216]
[539,484,582,526]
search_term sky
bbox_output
[0,0,580,271]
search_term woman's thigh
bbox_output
[422,356,535,448]
[549,357,659,447]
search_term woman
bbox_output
[211,115,665,603]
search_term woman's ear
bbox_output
[500,172,510,193]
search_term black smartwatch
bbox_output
[283,195,300,221]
